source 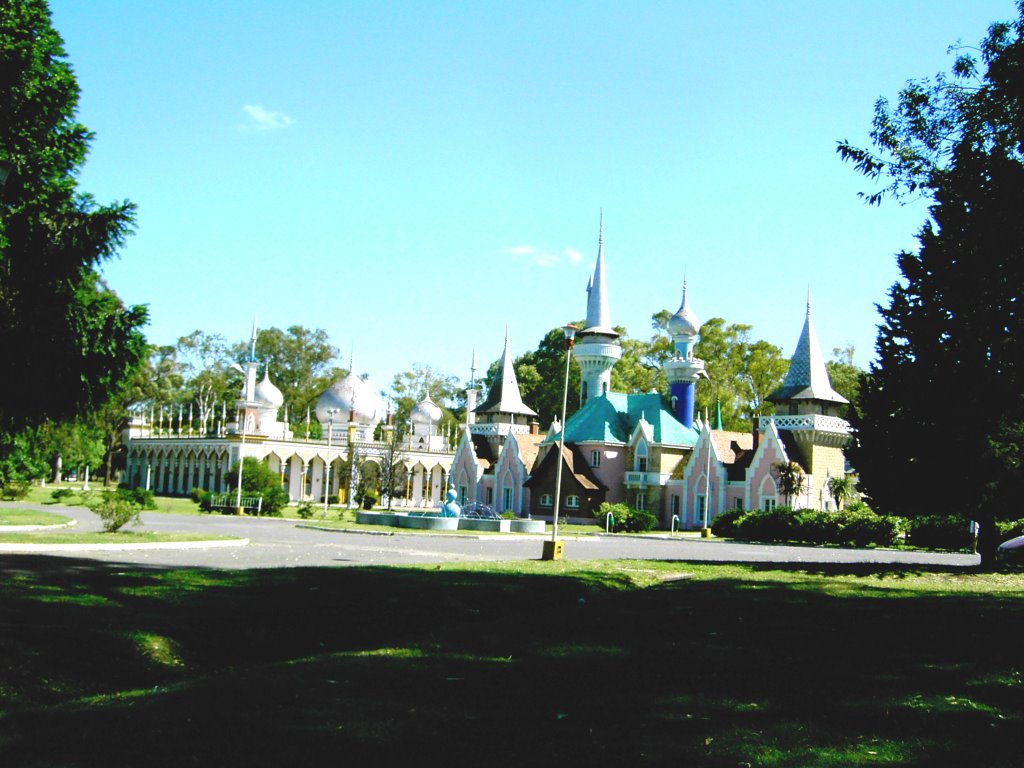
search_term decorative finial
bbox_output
[598,209,604,246]
[807,286,812,317]
[349,344,354,375]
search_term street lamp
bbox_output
[323,408,340,518]
[543,323,577,561]
[229,362,248,515]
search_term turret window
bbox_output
[591,450,601,468]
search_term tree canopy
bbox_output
[0,1,147,436]
[839,2,1024,564]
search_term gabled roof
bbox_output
[544,392,699,447]
[512,432,544,473]
[768,297,849,405]
[524,443,608,491]
[474,331,538,417]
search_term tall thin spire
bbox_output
[583,214,614,335]
[249,315,258,363]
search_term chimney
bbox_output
[529,420,539,435]
[751,417,760,452]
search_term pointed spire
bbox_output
[474,330,537,417]
[712,399,723,430]
[249,315,258,362]
[768,290,848,405]
[582,213,615,335]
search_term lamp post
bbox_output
[323,408,340,518]
[543,324,577,561]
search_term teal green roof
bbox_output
[544,392,699,447]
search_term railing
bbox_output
[624,471,670,487]
[467,422,531,437]
[762,414,852,433]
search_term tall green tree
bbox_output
[392,364,462,438]
[510,325,582,428]
[231,326,344,420]
[0,1,147,435]
[838,3,1024,565]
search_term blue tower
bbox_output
[663,282,705,429]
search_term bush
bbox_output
[735,507,801,542]
[120,487,157,510]
[596,502,658,533]
[51,487,74,502]
[710,508,747,537]
[189,487,213,512]
[905,515,975,551]
[361,489,379,510]
[226,458,289,516]
[296,502,317,519]
[997,518,1024,540]
[0,478,31,500]
[90,490,142,533]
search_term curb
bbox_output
[0,520,78,532]
[0,538,250,553]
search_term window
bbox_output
[540,493,553,507]
[763,498,776,511]
[486,487,493,505]
[459,485,468,505]
[636,493,646,510]
[635,442,648,473]
[591,450,601,468]
[502,487,513,511]
[565,495,580,509]
[671,495,680,516]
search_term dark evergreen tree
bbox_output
[840,3,1024,565]
[0,1,147,436]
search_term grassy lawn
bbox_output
[0,508,72,526]
[0,559,1021,766]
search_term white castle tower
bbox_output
[573,217,621,405]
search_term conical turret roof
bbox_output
[581,218,617,337]
[768,296,848,405]
[474,330,537,417]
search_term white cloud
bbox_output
[242,104,294,131]
[506,245,536,256]
[505,244,589,269]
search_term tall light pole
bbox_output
[323,408,339,518]
[229,362,249,515]
[543,324,577,561]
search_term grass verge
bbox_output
[0,559,1021,766]
[0,508,73,526]
[0,531,241,545]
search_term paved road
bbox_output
[1,502,980,570]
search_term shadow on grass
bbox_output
[1,556,1022,766]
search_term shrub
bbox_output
[735,507,801,542]
[361,489,379,510]
[120,487,157,510]
[296,502,316,519]
[596,502,657,533]
[226,458,289,516]
[796,509,843,544]
[831,510,903,547]
[0,478,31,501]
[51,487,74,502]
[501,511,517,520]
[710,508,747,537]
[997,518,1024,540]
[905,515,975,551]
[91,490,142,533]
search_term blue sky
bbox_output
[50,0,1015,398]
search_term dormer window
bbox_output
[635,442,648,473]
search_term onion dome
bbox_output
[410,392,443,424]
[254,369,284,408]
[315,372,385,424]
[668,282,700,338]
